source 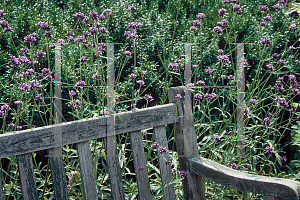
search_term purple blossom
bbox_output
[42,68,51,75]
[259,5,270,12]
[277,59,285,65]
[218,49,223,54]
[82,16,89,23]
[43,31,52,38]
[18,56,31,65]
[151,142,158,148]
[289,55,294,58]
[83,31,90,38]
[213,135,220,142]
[36,94,42,102]
[35,50,46,59]
[127,22,141,30]
[128,73,136,79]
[0,10,6,19]
[190,26,197,31]
[99,14,105,21]
[68,100,81,110]
[264,117,271,126]
[289,46,295,50]
[228,75,235,80]
[213,26,223,34]
[175,94,182,99]
[290,24,296,29]
[102,9,112,15]
[265,146,273,154]
[73,12,85,20]
[233,4,240,10]
[166,161,171,165]
[172,168,177,173]
[206,67,214,74]
[74,36,86,43]
[28,80,42,91]
[75,80,86,87]
[244,107,252,117]
[217,55,230,63]
[79,56,87,63]
[37,22,52,31]
[128,33,138,39]
[194,93,203,101]
[19,83,29,91]
[137,166,144,172]
[99,27,107,33]
[66,31,75,37]
[124,30,131,38]
[264,16,272,22]
[222,0,230,3]
[1,104,10,111]
[57,39,65,46]
[268,113,273,117]
[89,27,97,35]
[158,146,168,154]
[49,44,56,49]
[137,80,145,86]
[191,20,202,27]
[272,4,281,10]
[145,94,154,102]
[141,70,147,75]
[179,170,187,178]
[266,64,274,71]
[249,99,257,106]
[24,33,39,43]
[86,42,94,48]
[124,51,131,55]
[219,8,227,16]
[260,38,271,45]
[260,21,266,26]
[196,80,205,85]
[217,19,229,27]
[196,13,206,19]
[20,47,29,54]
[272,53,278,59]
[245,164,252,170]
[231,0,237,3]
[127,5,137,12]
[89,11,98,20]
[14,100,23,105]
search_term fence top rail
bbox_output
[0,103,178,159]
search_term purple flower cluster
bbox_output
[127,5,137,12]
[219,8,227,16]
[68,100,81,109]
[266,64,274,71]
[264,117,271,126]
[89,11,98,20]
[196,13,206,19]
[288,74,300,96]
[0,104,11,116]
[38,22,52,31]
[217,55,230,63]
[0,19,13,33]
[228,75,235,80]
[151,142,158,148]
[179,170,187,178]
[191,20,202,27]
[272,53,279,59]
[213,135,220,142]
[249,99,257,106]
[259,5,270,12]
[127,22,141,30]
[277,59,285,65]
[175,94,182,99]
[158,146,168,154]
[265,146,273,154]
[74,36,86,43]
[168,63,179,72]
[128,73,136,79]
[98,43,107,55]
[137,166,144,172]
[244,107,252,117]
[225,162,241,170]
[213,26,223,34]
[75,80,86,87]
[260,38,272,45]
[272,4,281,10]
[144,94,154,102]
[8,54,31,70]
[79,56,87,63]
[233,4,243,15]
[35,50,46,59]
[24,33,39,43]
[274,96,289,108]
[36,94,42,102]
[124,51,131,56]
[206,67,214,74]
[217,19,229,27]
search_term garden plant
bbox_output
[0,0,300,199]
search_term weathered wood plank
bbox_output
[130,130,152,199]
[153,125,176,200]
[168,86,206,200]
[0,159,4,200]
[47,148,69,200]
[0,103,178,159]
[77,141,98,200]
[17,153,38,200]
[105,115,125,200]
[188,156,300,200]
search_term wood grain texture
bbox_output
[188,156,300,200]
[153,125,176,200]
[77,141,98,200]
[0,103,178,159]
[47,148,69,200]
[130,130,152,199]
[105,116,125,200]
[17,153,38,200]
[0,159,4,200]
[168,86,206,200]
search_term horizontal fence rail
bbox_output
[0,103,179,159]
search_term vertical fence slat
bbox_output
[168,86,206,200]
[104,135,125,200]
[17,153,38,200]
[154,125,176,200]
[77,141,98,200]
[0,159,4,200]
[47,148,69,200]
[46,42,69,200]
[130,130,152,199]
